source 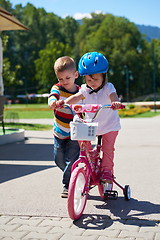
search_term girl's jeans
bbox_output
[101,131,119,174]
[53,136,80,189]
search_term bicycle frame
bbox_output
[63,103,130,220]
[71,140,102,192]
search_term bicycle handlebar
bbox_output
[63,103,125,121]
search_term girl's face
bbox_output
[85,73,103,90]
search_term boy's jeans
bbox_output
[53,136,80,189]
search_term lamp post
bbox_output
[124,65,133,103]
[151,42,157,112]
[124,65,129,103]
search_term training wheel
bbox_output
[123,185,131,201]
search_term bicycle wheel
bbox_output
[67,167,88,220]
[98,182,113,200]
[124,185,131,201]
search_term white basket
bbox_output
[70,121,98,141]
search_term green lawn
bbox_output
[0,122,52,133]
[5,104,49,109]
[0,128,19,136]
[125,111,160,118]
[4,104,53,119]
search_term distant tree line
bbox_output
[1,0,160,102]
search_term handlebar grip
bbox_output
[119,104,125,109]
[111,103,125,110]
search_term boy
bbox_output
[48,56,80,198]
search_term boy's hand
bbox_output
[49,100,64,110]
[55,99,64,108]
[111,102,125,110]
[49,100,57,110]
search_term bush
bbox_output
[118,106,150,117]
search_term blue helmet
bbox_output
[78,52,109,76]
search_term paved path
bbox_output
[0,215,159,240]
[0,116,160,239]
[18,118,54,125]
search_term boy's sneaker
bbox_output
[101,170,113,184]
[61,187,68,198]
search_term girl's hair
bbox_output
[88,72,108,83]
[102,72,107,83]
[54,56,76,74]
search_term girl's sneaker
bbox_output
[103,182,113,191]
[101,170,113,184]
[101,170,118,199]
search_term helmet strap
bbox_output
[87,73,106,94]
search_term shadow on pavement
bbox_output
[0,141,55,183]
[0,163,55,183]
[74,213,158,230]
[69,193,160,229]
[94,196,160,220]
[74,214,113,229]
[80,194,159,226]
[0,141,53,161]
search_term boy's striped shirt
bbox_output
[48,83,81,139]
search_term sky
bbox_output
[7,0,160,28]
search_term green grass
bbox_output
[3,122,52,131]
[5,103,49,109]
[0,128,19,135]
[124,111,160,118]
[5,111,53,119]
[4,104,53,119]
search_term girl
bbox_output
[60,52,123,186]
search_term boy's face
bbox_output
[56,70,78,91]
[85,73,103,90]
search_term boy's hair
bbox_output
[54,56,76,74]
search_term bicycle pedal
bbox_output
[104,190,118,200]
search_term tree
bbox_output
[0,1,77,95]
[61,16,79,48]
[1,35,22,97]
[34,39,71,93]
[75,13,151,100]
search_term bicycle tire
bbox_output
[67,167,88,220]
[124,185,131,201]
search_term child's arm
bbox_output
[65,92,84,104]
[54,92,84,108]
[48,100,57,110]
[110,92,122,110]
[48,87,59,110]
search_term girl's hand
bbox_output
[111,101,125,110]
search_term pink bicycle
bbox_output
[64,104,131,220]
